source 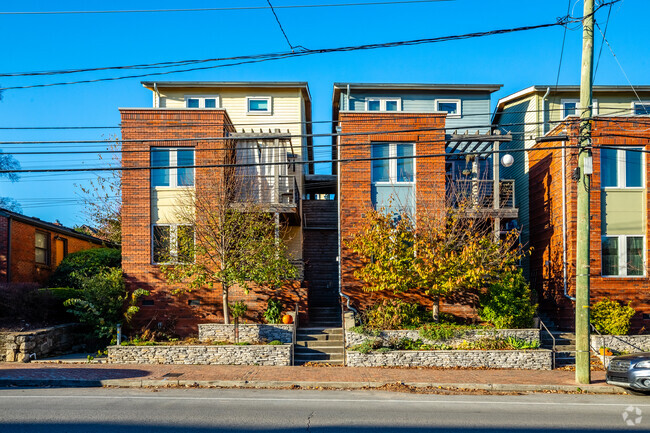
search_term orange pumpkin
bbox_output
[282,314,293,324]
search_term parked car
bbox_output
[606,353,650,394]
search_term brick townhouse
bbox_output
[529,116,650,330]
[333,83,517,317]
[120,82,313,334]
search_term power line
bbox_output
[0,1,452,16]
[0,18,579,91]
[266,0,300,52]
[593,1,613,80]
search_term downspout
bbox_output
[346,84,350,111]
[336,125,357,315]
[562,141,576,301]
[153,83,160,108]
[6,216,11,283]
[542,87,551,135]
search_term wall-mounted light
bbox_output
[501,154,514,168]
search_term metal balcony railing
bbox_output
[447,179,516,209]
[235,175,299,206]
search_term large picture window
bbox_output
[602,235,645,276]
[151,148,195,188]
[600,147,643,189]
[371,143,414,183]
[152,225,195,264]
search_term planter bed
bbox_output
[108,343,292,366]
[590,334,650,354]
[346,349,552,370]
[345,328,540,348]
[198,323,294,344]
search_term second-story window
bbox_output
[247,97,272,114]
[435,99,461,117]
[366,98,401,112]
[601,147,643,189]
[371,143,414,183]
[561,99,598,118]
[151,148,195,188]
[185,95,219,108]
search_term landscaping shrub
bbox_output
[591,298,636,335]
[478,269,536,328]
[0,284,73,326]
[49,247,121,289]
[418,322,477,341]
[364,299,424,330]
[350,336,539,353]
[263,298,283,324]
[64,268,148,339]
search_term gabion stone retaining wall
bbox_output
[590,334,650,353]
[345,328,540,348]
[1,324,85,362]
[198,324,293,344]
[346,349,552,370]
[108,344,292,366]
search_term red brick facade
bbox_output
[338,112,452,313]
[0,215,103,285]
[120,109,306,335]
[530,117,650,330]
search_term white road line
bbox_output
[0,395,646,407]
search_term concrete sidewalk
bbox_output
[0,362,625,394]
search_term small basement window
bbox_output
[142,299,155,306]
[188,299,201,306]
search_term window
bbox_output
[602,235,645,276]
[600,147,643,188]
[247,97,272,114]
[435,99,461,117]
[371,143,414,183]
[562,99,598,118]
[365,98,401,112]
[35,231,49,265]
[633,102,650,115]
[152,225,195,264]
[185,95,219,108]
[151,148,195,188]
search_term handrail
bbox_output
[539,318,556,370]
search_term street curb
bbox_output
[0,378,627,394]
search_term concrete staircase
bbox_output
[538,313,600,368]
[294,306,344,365]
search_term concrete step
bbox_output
[296,340,344,349]
[297,327,343,334]
[294,353,344,362]
[295,357,344,365]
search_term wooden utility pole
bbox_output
[576,0,594,385]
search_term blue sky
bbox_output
[0,0,647,226]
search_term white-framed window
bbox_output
[600,147,644,189]
[151,147,195,188]
[633,102,650,116]
[602,235,645,276]
[435,99,461,117]
[185,95,219,108]
[365,98,401,112]
[35,231,49,265]
[371,143,415,183]
[152,224,195,264]
[246,96,272,114]
[561,99,598,118]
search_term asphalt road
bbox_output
[0,387,648,432]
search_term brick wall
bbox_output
[338,112,458,314]
[120,109,307,335]
[530,118,650,330]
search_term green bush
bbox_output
[478,269,536,329]
[63,268,148,339]
[418,322,476,341]
[364,299,424,330]
[591,298,636,335]
[49,248,121,289]
[40,287,82,302]
[263,298,283,324]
